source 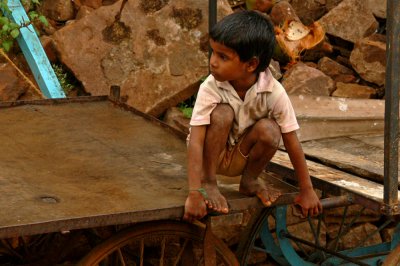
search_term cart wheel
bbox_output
[237,204,400,266]
[236,207,289,266]
[78,220,238,266]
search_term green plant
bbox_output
[52,63,75,95]
[178,94,197,119]
[0,0,48,51]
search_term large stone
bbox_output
[332,82,376,99]
[317,57,356,84]
[79,0,103,9]
[39,0,75,22]
[288,0,326,25]
[282,62,335,96]
[0,63,29,101]
[350,34,386,86]
[53,0,232,116]
[325,0,343,10]
[317,57,354,78]
[318,0,378,43]
[366,0,387,19]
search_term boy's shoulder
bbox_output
[200,74,217,89]
[257,69,285,95]
[200,74,230,92]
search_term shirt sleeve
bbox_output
[272,91,299,133]
[190,81,222,126]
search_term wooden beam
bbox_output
[6,0,65,98]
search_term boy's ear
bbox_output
[246,57,260,73]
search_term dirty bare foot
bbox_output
[239,178,281,207]
[202,181,229,214]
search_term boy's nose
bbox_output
[210,54,217,68]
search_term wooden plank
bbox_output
[270,150,400,207]
[300,135,388,184]
[6,0,65,98]
[289,95,384,142]
[299,134,400,187]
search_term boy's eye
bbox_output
[219,53,228,61]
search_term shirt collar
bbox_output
[215,69,274,93]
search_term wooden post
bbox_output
[6,0,66,98]
[383,0,400,213]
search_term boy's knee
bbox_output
[210,104,234,127]
[254,119,280,148]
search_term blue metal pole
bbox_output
[383,0,400,211]
[5,0,65,98]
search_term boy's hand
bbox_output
[294,187,322,218]
[183,191,207,223]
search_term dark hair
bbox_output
[210,10,275,73]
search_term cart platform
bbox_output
[0,97,298,239]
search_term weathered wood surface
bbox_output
[0,99,296,239]
[300,134,394,185]
[289,95,384,141]
[270,149,400,213]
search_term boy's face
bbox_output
[209,39,253,82]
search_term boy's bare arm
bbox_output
[187,126,207,190]
[183,126,208,222]
[281,131,322,217]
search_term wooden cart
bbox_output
[0,92,400,266]
[0,0,399,265]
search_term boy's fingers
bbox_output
[264,200,272,207]
[302,208,309,218]
[183,213,192,223]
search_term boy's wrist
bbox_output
[299,185,314,192]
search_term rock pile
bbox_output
[0,0,388,114]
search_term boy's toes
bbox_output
[257,189,279,207]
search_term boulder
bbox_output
[325,0,343,10]
[350,34,386,86]
[318,57,354,77]
[288,0,326,25]
[0,63,29,101]
[318,0,378,43]
[53,0,232,116]
[282,62,335,96]
[317,57,356,83]
[39,0,75,22]
[332,82,376,99]
[79,0,103,9]
[366,0,387,19]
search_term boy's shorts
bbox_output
[217,134,248,176]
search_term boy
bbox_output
[183,10,322,223]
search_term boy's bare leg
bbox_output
[202,104,234,213]
[239,119,282,206]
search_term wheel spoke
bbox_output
[159,236,166,266]
[173,239,189,266]
[140,238,144,266]
[117,248,126,266]
[333,205,349,251]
